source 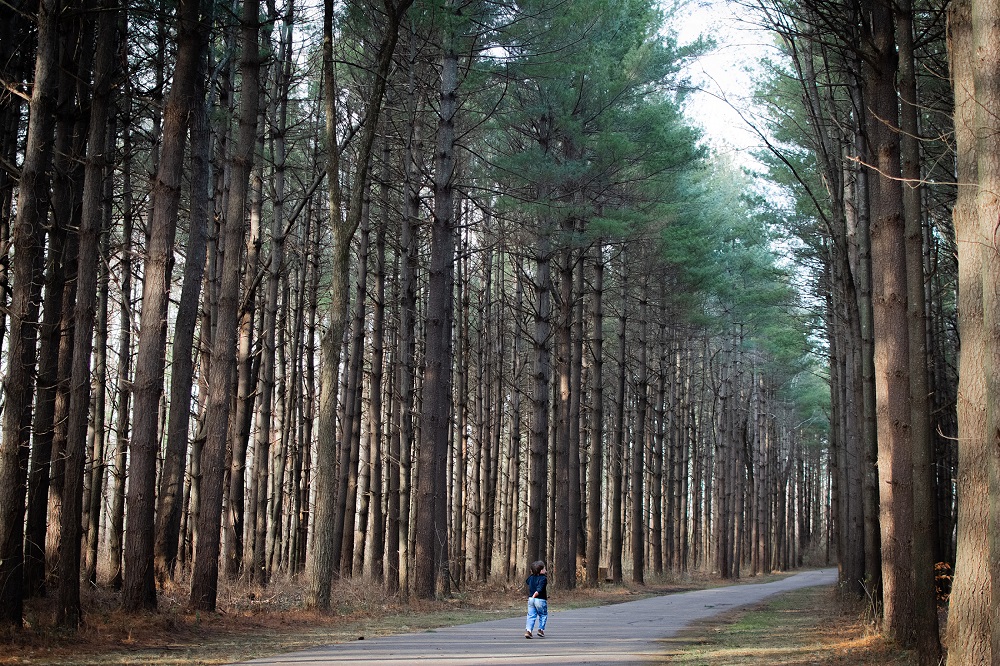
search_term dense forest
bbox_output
[0,0,995,662]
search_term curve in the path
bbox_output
[234,567,838,665]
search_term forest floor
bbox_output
[0,570,923,665]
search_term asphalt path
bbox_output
[235,567,837,665]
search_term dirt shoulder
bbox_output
[653,585,918,665]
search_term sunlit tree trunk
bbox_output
[339,205,370,577]
[974,0,1000,656]
[84,155,113,586]
[862,0,915,644]
[554,227,573,588]
[366,164,388,582]
[945,1,990,660]
[263,8,295,580]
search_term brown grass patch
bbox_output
[655,585,921,665]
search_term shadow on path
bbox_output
[234,568,838,665]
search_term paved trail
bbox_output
[235,568,837,665]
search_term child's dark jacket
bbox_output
[526,574,547,599]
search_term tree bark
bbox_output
[631,279,648,584]
[945,2,990,660]
[263,6,296,581]
[0,0,60,626]
[862,0,915,644]
[586,249,604,586]
[123,0,209,611]
[610,258,627,584]
[190,0,262,611]
[554,231,572,588]
[154,0,213,586]
[895,0,941,658]
[975,6,1000,662]
[84,147,113,586]
[108,107,135,592]
[57,1,118,626]
[415,15,457,598]
[367,167,388,582]
[528,230,552,567]
[388,28,421,595]
[308,0,411,609]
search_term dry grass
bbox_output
[0,569,713,665]
[654,585,921,665]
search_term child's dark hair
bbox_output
[530,560,546,575]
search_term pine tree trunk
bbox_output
[945,7,988,658]
[569,233,584,575]
[23,199,66,599]
[0,0,60,625]
[848,68,881,597]
[45,10,94,577]
[263,8,295,580]
[122,0,208,611]
[610,259,626,584]
[586,249,604,586]
[651,299,666,575]
[896,0,941,657]
[338,209,370,578]
[367,172,387,582]
[155,0,213,585]
[554,235,572,588]
[415,20,457,598]
[190,0,262,611]
[528,231,552,566]
[84,158,113,586]
[631,279,648,584]
[504,259,525,580]
[108,110,135,592]
[388,32,421,594]
[974,0,1000,653]
[28,12,90,595]
[57,2,118,625]
[234,163,264,582]
[309,0,410,608]
[863,0,916,643]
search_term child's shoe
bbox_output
[537,630,544,638]
[524,631,532,639]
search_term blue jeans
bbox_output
[526,597,548,632]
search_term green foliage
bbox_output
[487,0,704,246]
[652,148,826,426]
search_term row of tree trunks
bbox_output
[0,0,831,633]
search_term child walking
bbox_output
[524,560,548,638]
